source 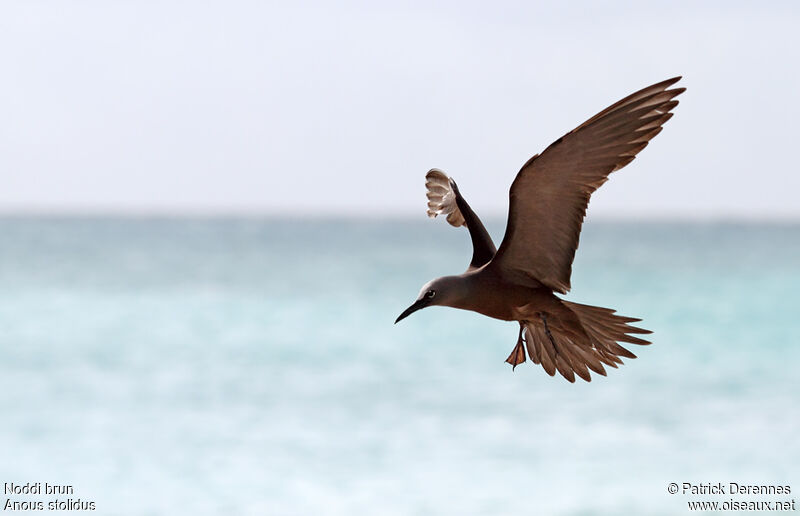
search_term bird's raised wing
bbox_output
[425,169,496,270]
[490,77,685,293]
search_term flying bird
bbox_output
[395,77,685,382]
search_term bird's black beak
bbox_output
[395,298,429,324]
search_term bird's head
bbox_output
[395,275,465,324]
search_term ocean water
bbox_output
[0,217,797,515]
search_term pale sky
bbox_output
[1,1,798,219]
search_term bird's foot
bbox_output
[505,327,527,371]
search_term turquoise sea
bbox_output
[0,217,798,515]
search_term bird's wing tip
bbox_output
[425,169,466,227]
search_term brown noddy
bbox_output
[396,77,685,382]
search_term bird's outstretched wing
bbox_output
[490,77,685,293]
[425,169,497,270]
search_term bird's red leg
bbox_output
[505,323,527,370]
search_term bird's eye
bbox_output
[425,290,436,298]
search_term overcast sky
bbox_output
[1,1,798,219]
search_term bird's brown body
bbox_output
[396,77,684,382]
[450,265,552,322]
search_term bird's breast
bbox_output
[459,272,555,322]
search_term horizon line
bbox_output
[0,209,799,225]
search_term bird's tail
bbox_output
[522,301,652,382]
